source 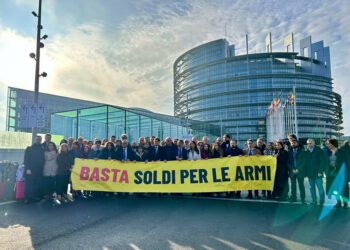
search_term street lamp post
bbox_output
[31,0,47,143]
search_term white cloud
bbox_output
[0,0,349,134]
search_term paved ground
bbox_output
[0,195,349,250]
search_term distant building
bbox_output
[173,34,343,144]
[6,87,103,134]
[51,105,220,142]
[6,87,220,141]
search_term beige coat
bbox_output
[242,148,262,156]
[43,151,58,177]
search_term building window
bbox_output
[303,47,308,57]
[314,51,318,60]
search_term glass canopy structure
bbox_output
[50,105,220,142]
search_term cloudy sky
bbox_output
[0,0,349,134]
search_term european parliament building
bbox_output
[173,34,343,144]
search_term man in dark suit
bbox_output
[288,138,306,203]
[116,140,136,161]
[176,140,188,160]
[304,139,327,205]
[153,138,164,161]
[221,134,231,156]
[163,137,178,162]
[243,139,262,199]
[41,133,52,151]
[227,139,243,198]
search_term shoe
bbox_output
[246,195,253,199]
[343,203,348,209]
[335,202,342,208]
[310,201,317,206]
[53,199,61,205]
[301,200,307,204]
[254,195,261,199]
[289,197,296,202]
[24,199,32,204]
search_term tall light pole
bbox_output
[31,0,47,143]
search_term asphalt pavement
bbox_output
[0,195,349,250]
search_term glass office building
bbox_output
[51,105,220,142]
[6,87,102,134]
[173,35,343,144]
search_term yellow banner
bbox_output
[71,156,276,193]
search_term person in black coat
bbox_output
[176,140,188,160]
[304,139,327,205]
[162,137,178,161]
[221,134,231,156]
[100,142,117,160]
[134,146,147,162]
[41,133,52,151]
[56,143,72,202]
[143,142,155,161]
[227,139,243,157]
[288,139,306,203]
[116,140,135,161]
[226,139,243,198]
[153,138,164,161]
[327,139,350,208]
[272,141,290,201]
[24,135,45,203]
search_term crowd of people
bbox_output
[23,133,350,208]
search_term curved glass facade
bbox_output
[174,39,343,143]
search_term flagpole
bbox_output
[293,86,298,138]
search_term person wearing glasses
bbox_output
[243,139,262,199]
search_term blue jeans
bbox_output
[309,178,325,203]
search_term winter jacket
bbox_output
[23,143,45,176]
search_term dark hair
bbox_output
[95,140,101,145]
[211,142,224,156]
[223,134,230,139]
[45,133,52,137]
[275,141,284,148]
[106,142,115,151]
[155,138,160,142]
[111,135,116,139]
[288,134,298,141]
[178,140,184,144]
[327,138,338,148]
[48,142,57,152]
[188,141,199,154]
[60,139,68,145]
